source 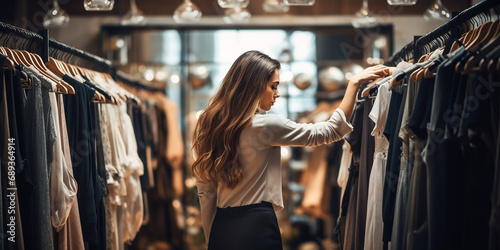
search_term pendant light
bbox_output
[173,0,202,23]
[84,0,115,11]
[283,0,315,6]
[218,0,249,8]
[43,0,70,28]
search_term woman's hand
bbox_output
[348,64,390,88]
[338,64,390,121]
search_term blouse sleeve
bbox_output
[195,179,217,244]
[255,108,353,147]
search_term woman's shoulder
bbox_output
[251,113,291,130]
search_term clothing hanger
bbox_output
[100,72,126,104]
[82,71,108,104]
[91,90,107,103]
[5,47,29,66]
[20,50,65,85]
[390,58,433,90]
[420,47,445,79]
[84,69,119,104]
[0,47,32,89]
[57,59,76,77]
[449,17,481,54]
[69,64,110,103]
[104,71,134,103]
[415,54,434,81]
[0,47,30,88]
[67,64,81,77]
[45,57,79,94]
[479,47,500,73]
[409,52,432,81]
[450,29,472,53]
[477,20,500,72]
[361,77,384,97]
[462,21,485,49]
[2,36,63,92]
[455,20,499,73]
[466,21,495,51]
[461,22,500,75]
[8,47,68,94]
[0,47,15,70]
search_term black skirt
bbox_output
[208,201,283,250]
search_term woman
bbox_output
[192,50,389,249]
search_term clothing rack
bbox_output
[386,41,414,66]
[0,22,113,73]
[116,70,166,92]
[386,0,500,66]
[0,21,166,93]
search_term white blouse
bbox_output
[196,108,353,242]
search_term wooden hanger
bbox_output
[461,22,500,75]
[461,24,481,48]
[420,47,445,80]
[55,59,76,77]
[466,21,495,51]
[448,19,489,54]
[91,90,107,103]
[361,77,384,97]
[6,48,69,94]
[477,20,500,72]
[0,47,15,70]
[4,47,29,67]
[4,47,56,90]
[45,57,78,94]
[389,59,414,90]
[456,20,499,73]
[389,75,402,89]
[410,52,432,81]
[100,72,124,104]
[84,68,118,104]
[463,21,490,50]
[478,45,500,73]
[19,50,68,89]
[96,71,125,103]
[450,29,472,53]
[67,63,81,77]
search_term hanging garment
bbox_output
[390,77,420,250]
[338,141,352,202]
[455,71,496,250]
[403,76,435,250]
[364,81,391,250]
[337,100,364,250]
[63,74,106,249]
[489,71,500,250]
[350,96,375,250]
[381,83,406,247]
[1,58,26,250]
[1,62,26,250]
[55,93,85,250]
[18,68,55,250]
[423,47,467,250]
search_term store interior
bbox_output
[1,0,499,249]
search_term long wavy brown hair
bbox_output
[192,50,281,190]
